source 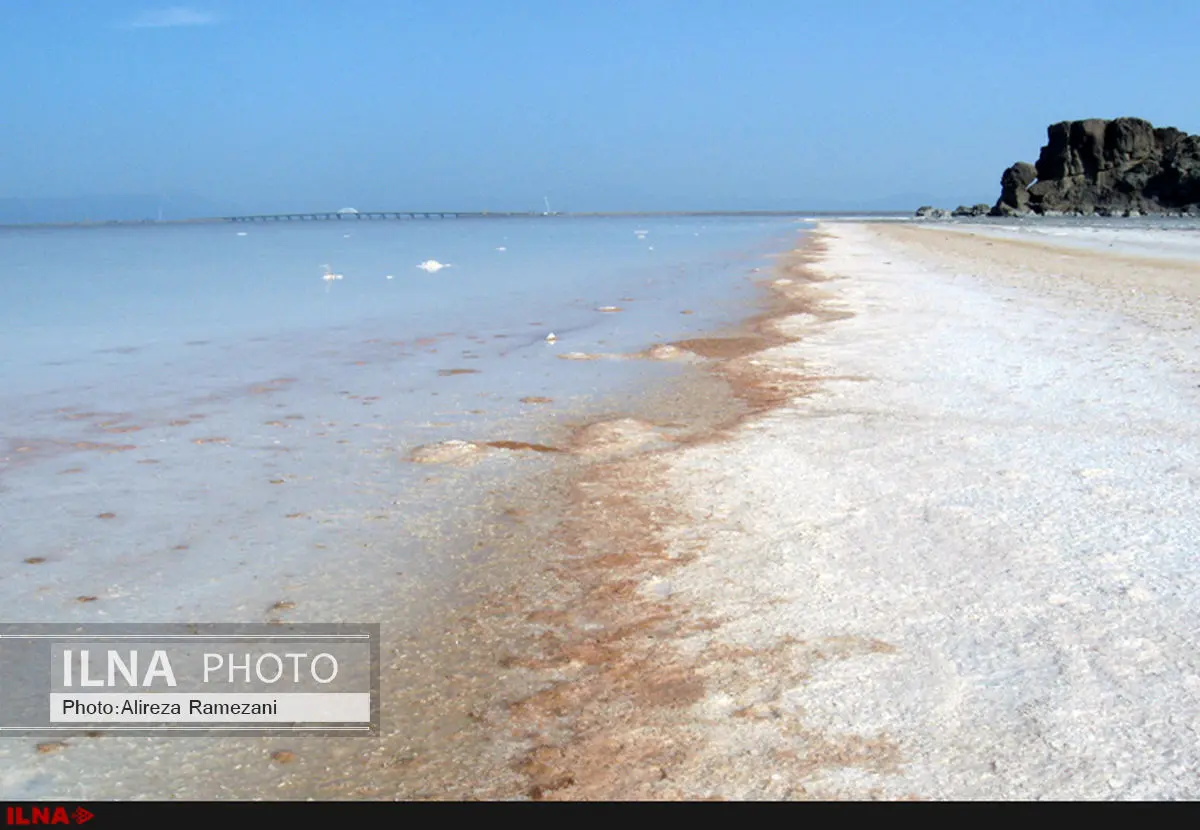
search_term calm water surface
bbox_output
[0,216,803,626]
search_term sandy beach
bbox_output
[392,219,1200,800]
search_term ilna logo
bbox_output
[4,806,94,825]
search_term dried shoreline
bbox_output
[383,220,1200,800]
[360,232,853,799]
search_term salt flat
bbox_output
[929,220,1200,264]
[648,222,1200,798]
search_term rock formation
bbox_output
[990,118,1200,216]
[992,162,1038,216]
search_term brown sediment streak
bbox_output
[657,234,853,422]
[669,335,770,359]
[437,368,481,376]
[490,234,876,799]
[187,378,299,407]
[249,377,298,394]
[353,229,880,800]
[60,411,120,422]
[483,440,562,453]
[1,439,139,476]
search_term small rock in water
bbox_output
[643,344,685,360]
[410,439,486,465]
[571,418,664,458]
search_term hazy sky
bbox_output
[3,1,1199,218]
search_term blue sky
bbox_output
[2,1,1199,218]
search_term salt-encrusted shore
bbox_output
[618,221,1200,799]
[375,220,1200,800]
[384,219,1197,801]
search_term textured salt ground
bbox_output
[647,223,1200,799]
[874,223,1200,323]
[924,221,1200,264]
[369,222,1200,801]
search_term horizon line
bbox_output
[0,209,913,230]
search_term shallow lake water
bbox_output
[0,216,803,627]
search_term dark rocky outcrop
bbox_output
[990,118,1200,216]
[992,162,1038,216]
[952,203,993,217]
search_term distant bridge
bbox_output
[0,210,906,230]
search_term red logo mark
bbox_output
[5,806,94,825]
